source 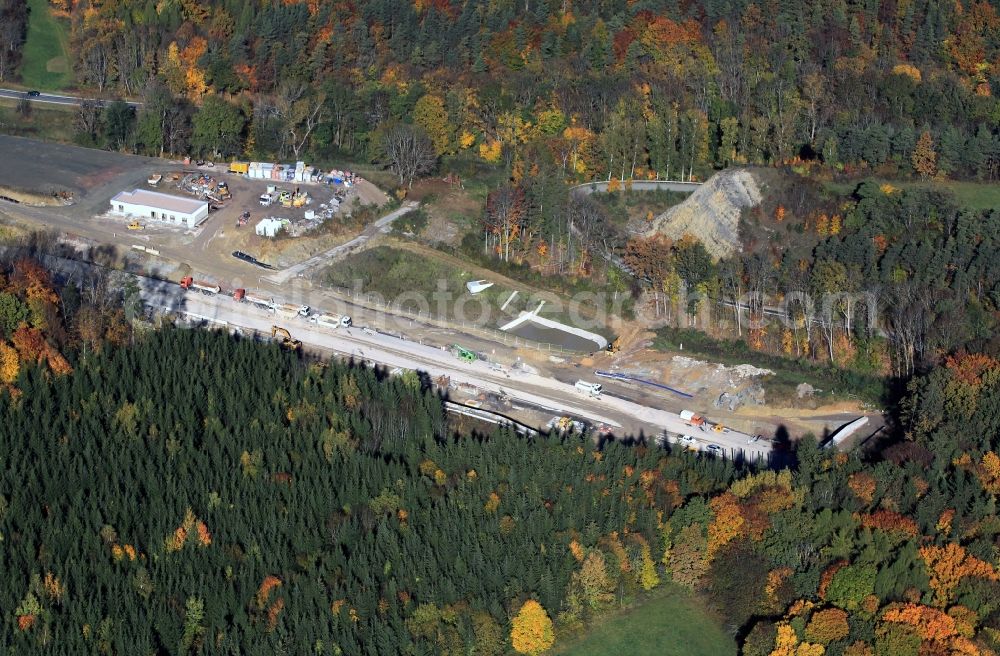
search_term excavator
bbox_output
[453,344,477,362]
[605,336,621,354]
[271,325,301,351]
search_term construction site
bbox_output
[0,134,880,451]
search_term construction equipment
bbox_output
[606,336,621,354]
[127,220,144,230]
[180,276,221,295]
[309,313,352,328]
[276,302,311,318]
[453,344,477,362]
[242,292,275,310]
[271,326,301,351]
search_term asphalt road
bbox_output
[144,279,773,462]
[0,87,141,108]
[571,179,702,195]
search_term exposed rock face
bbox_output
[645,168,762,259]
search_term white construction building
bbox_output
[110,189,209,228]
[255,218,284,238]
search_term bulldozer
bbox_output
[271,325,301,351]
[127,220,144,230]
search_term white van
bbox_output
[575,380,602,396]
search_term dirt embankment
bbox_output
[645,168,762,259]
[0,185,72,207]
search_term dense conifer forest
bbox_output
[1,304,1000,654]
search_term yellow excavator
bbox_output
[127,220,144,230]
[271,325,301,351]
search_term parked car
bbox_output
[705,444,724,455]
[679,435,697,446]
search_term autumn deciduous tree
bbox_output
[0,341,19,384]
[919,543,999,607]
[413,94,455,156]
[378,122,437,188]
[483,184,526,262]
[912,131,937,178]
[510,599,555,655]
[572,550,615,610]
[706,492,744,559]
[804,608,850,644]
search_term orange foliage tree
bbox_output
[706,492,744,560]
[919,543,999,607]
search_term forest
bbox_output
[1,0,997,183]
[0,255,999,655]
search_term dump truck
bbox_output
[309,313,352,328]
[180,276,221,295]
[276,302,310,318]
[271,326,301,351]
[679,410,707,428]
[242,292,275,310]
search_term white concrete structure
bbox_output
[110,189,208,228]
[255,218,284,238]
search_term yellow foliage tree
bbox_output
[978,451,1000,493]
[637,543,660,590]
[413,94,455,156]
[769,622,826,656]
[510,599,555,655]
[0,341,20,384]
[479,140,502,163]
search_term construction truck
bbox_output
[276,302,310,319]
[453,344,477,362]
[271,326,301,351]
[242,291,275,311]
[309,313,352,328]
[127,220,144,230]
[179,276,221,295]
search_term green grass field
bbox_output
[19,0,72,90]
[826,178,1000,211]
[552,585,737,656]
[0,98,76,143]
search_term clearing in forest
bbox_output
[551,584,736,656]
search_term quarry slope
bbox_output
[645,168,762,259]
